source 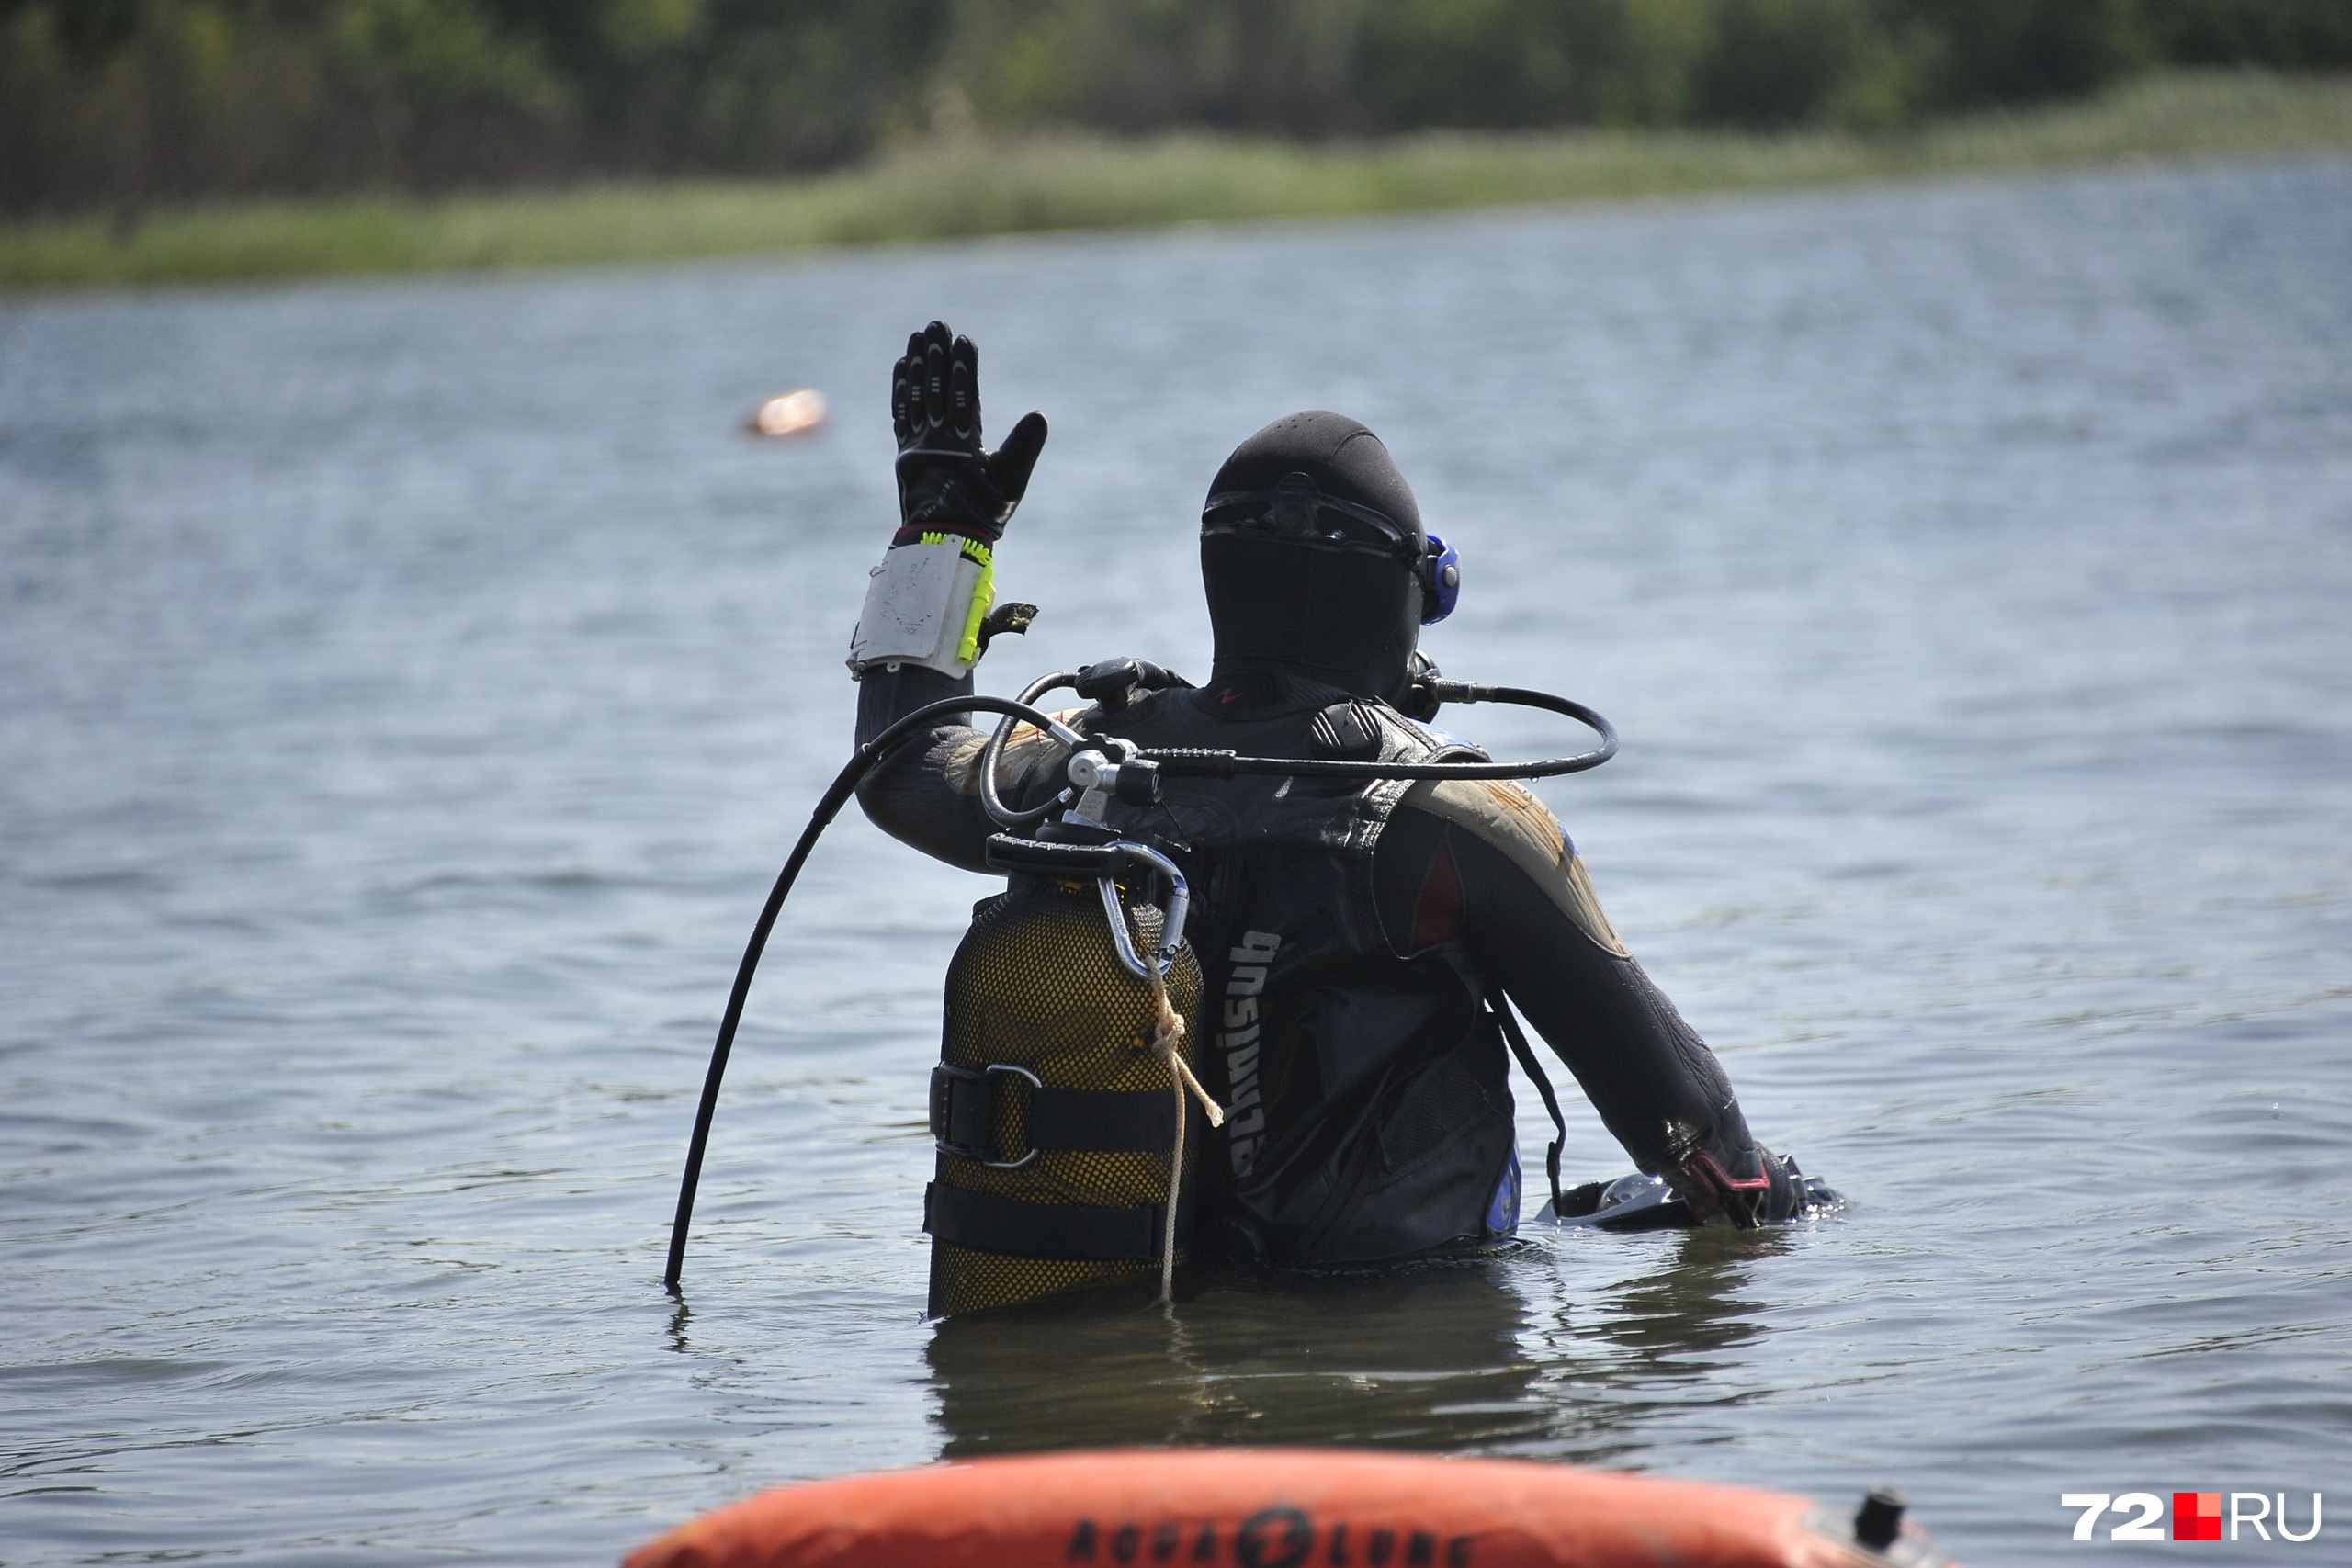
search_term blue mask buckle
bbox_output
[1421,534,1461,625]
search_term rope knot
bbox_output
[1148,964,1223,1129]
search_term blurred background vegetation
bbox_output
[6,0,2350,219]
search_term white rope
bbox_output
[1147,962,1221,1305]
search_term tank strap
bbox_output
[1031,1087,1175,1151]
[1488,989,1567,1215]
[930,1065,1174,1165]
[923,1183,1171,1261]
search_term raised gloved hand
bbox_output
[890,321,1048,546]
[851,321,1047,679]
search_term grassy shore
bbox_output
[6,71,2349,292]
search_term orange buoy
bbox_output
[748,389,828,437]
[623,1448,1956,1568]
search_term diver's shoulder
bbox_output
[1396,778,1630,958]
[1399,776,1568,862]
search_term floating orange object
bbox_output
[749,389,828,437]
[623,1448,1955,1568]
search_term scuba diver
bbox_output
[845,321,1821,1305]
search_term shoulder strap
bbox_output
[1488,987,1566,1215]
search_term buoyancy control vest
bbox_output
[1085,678,1519,1269]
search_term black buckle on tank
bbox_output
[924,1182,1174,1262]
[929,1062,1042,1169]
[983,833,1131,879]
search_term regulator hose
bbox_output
[664,694,1083,1294]
[662,679,1616,1293]
[1143,683,1617,780]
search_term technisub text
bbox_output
[1220,931,1279,1176]
[1069,1507,1474,1568]
[2063,1493,2323,1544]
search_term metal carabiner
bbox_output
[1095,840,1190,980]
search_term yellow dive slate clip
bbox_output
[919,531,995,668]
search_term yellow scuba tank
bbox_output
[923,839,1205,1318]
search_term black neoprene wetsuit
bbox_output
[856,660,1767,1267]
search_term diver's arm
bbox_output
[853,664,1076,874]
[844,321,1055,872]
[854,664,990,872]
[1374,784,1787,1222]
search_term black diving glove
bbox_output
[851,321,1047,680]
[1672,1145,1822,1228]
[890,320,1048,546]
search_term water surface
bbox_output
[5,156,2350,1564]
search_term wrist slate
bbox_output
[849,533,996,678]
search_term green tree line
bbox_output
[6,0,2349,216]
